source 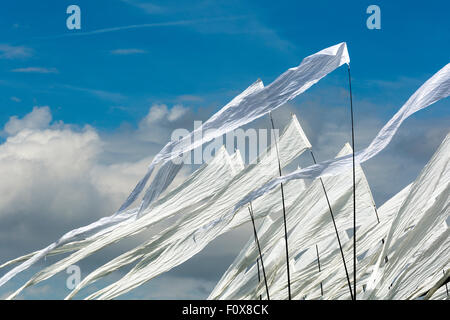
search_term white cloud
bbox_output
[167,104,188,121]
[141,104,169,125]
[140,104,188,125]
[0,107,154,262]
[11,67,58,74]
[137,104,190,143]
[10,97,21,103]
[110,49,147,55]
[0,44,33,59]
[0,105,201,299]
[3,106,52,136]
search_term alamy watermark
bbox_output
[366,5,381,30]
[170,121,280,165]
[66,5,81,30]
[66,265,81,290]
[65,5,381,32]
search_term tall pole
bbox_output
[256,259,262,300]
[444,270,449,297]
[373,204,380,224]
[315,244,323,296]
[347,64,357,300]
[310,150,354,300]
[248,205,270,299]
[269,112,291,300]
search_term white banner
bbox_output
[233,63,450,212]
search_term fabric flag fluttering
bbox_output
[363,133,449,299]
[71,115,312,300]
[0,42,350,290]
[209,143,378,300]
[128,41,350,217]
[232,63,450,214]
[8,146,244,300]
[2,42,447,300]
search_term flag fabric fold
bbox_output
[0,42,349,290]
[233,63,450,214]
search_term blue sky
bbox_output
[1,0,448,129]
[0,0,448,299]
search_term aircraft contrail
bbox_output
[37,16,246,39]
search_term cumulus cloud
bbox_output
[3,106,52,136]
[0,104,217,299]
[141,104,188,124]
[0,107,154,263]
[136,104,190,143]
[0,102,249,299]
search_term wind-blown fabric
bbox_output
[363,133,450,300]
[210,180,412,300]
[64,150,245,300]
[285,183,412,300]
[0,42,350,289]
[73,115,312,300]
[128,41,349,216]
[136,160,184,219]
[233,63,450,212]
[0,80,260,289]
[221,134,450,299]
[0,205,140,289]
[120,41,349,217]
[147,43,349,166]
[6,146,243,299]
[209,143,378,300]
[212,133,449,300]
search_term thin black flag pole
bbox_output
[248,204,270,299]
[269,112,291,300]
[347,64,357,300]
[310,150,354,300]
[315,244,323,296]
[256,259,262,300]
[445,270,449,297]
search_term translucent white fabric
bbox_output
[0,43,349,289]
[209,143,378,300]
[64,150,245,300]
[6,146,242,299]
[234,63,450,212]
[121,42,349,217]
[211,132,449,301]
[364,133,450,300]
[264,133,448,300]
[136,159,183,218]
[287,183,413,300]
[77,115,312,300]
